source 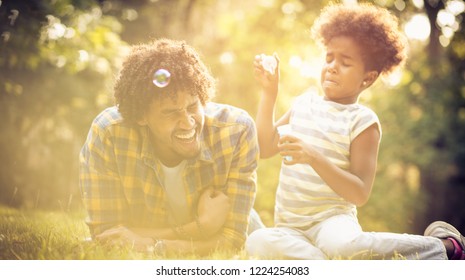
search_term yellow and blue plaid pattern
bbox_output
[79,103,259,249]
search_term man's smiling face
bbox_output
[139,91,205,167]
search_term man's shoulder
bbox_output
[92,106,125,129]
[204,102,254,128]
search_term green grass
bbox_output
[0,206,246,260]
[0,206,410,260]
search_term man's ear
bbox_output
[363,71,379,88]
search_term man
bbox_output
[79,39,260,256]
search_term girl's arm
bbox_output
[254,54,290,158]
[256,101,290,158]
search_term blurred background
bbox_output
[1,0,464,235]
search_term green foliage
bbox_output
[0,0,126,208]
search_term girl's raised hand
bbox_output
[253,53,280,96]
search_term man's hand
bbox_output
[95,225,154,252]
[196,187,230,237]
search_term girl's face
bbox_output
[320,36,377,104]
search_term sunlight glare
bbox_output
[394,0,406,11]
[54,55,66,68]
[219,51,235,64]
[446,0,465,15]
[437,10,456,27]
[383,69,403,87]
[94,57,110,74]
[64,27,75,39]
[404,14,430,41]
[46,15,67,40]
[411,0,424,9]
[299,61,320,79]
[343,0,358,6]
[439,35,450,47]
[281,1,303,15]
[122,9,138,21]
[289,55,321,79]
[442,26,454,38]
[78,50,89,62]
[259,0,275,8]
[289,55,302,68]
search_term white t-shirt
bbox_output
[160,160,190,225]
[275,91,381,230]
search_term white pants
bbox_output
[246,213,447,260]
[248,208,266,235]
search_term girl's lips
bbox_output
[323,80,338,87]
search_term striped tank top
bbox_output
[275,91,381,229]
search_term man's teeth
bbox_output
[176,130,195,139]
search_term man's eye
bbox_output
[163,111,177,118]
[188,104,199,112]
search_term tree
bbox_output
[368,0,465,232]
[0,0,126,208]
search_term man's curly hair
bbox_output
[114,38,216,123]
[311,3,408,75]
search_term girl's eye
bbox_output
[341,59,353,67]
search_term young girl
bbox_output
[246,3,464,260]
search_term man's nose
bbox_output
[179,111,195,128]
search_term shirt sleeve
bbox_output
[79,119,128,236]
[220,113,259,250]
[350,107,382,142]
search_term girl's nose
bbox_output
[327,62,338,74]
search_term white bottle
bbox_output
[261,54,277,75]
[277,124,293,161]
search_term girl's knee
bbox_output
[246,228,327,259]
[318,237,362,259]
[320,238,370,259]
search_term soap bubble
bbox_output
[152,69,171,88]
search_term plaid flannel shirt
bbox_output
[79,103,259,249]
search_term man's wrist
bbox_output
[195,214,206,238]
[198,215,214,236]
